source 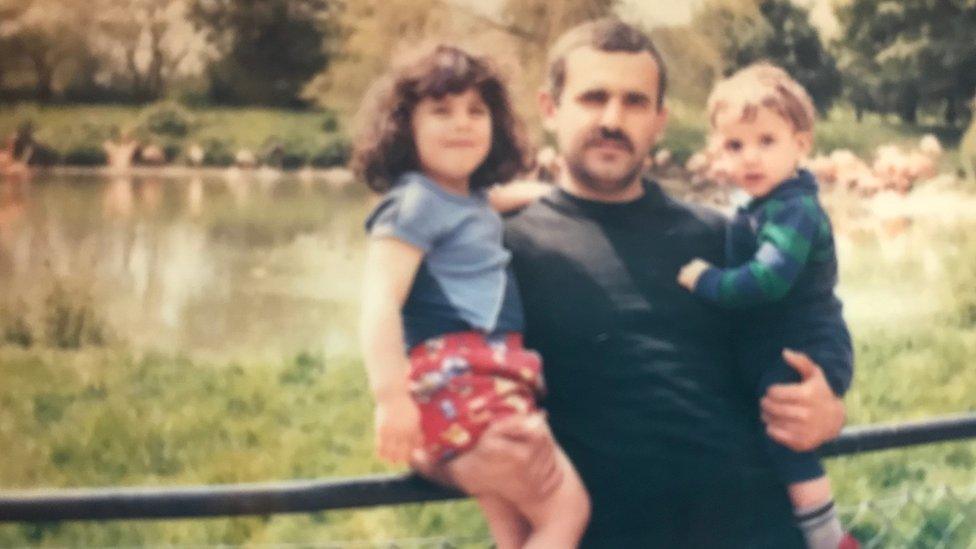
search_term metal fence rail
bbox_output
[2,413,975,523]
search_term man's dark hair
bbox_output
[546,18,668,109]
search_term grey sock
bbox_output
[796,500,844,549]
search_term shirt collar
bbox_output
[744,169,818,211]
[547,178,668,217]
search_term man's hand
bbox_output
[677,258,711,290]
[375,394,423,464]
[760,349,845,452]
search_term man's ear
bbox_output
[538,88,558,133]
[654,104,669,140]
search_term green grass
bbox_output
[1,103,976,545]
[0,347,488,546]
[0,103,347,165]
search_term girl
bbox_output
[353,44,589,548]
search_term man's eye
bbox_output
[579,92,608,105]
[760,135,776,146]
[624,94,650,107]
[725,140,742,152]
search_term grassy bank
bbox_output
[1,101,969,172]
[0,103,349,168]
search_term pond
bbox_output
[0,170,372,362]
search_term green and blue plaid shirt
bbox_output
[694,169,837,308]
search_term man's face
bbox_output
[541,47,668,200]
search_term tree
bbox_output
[497,0,618,95]
[692,0,842,115]
[836,0,976,126]
[0,0,90,101]
[302,0,449,112]
[188,0,332,107]
[93,0,199,102]
[304,0,619,119]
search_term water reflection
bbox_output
[0,172,370,360]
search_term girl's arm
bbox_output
[488,180,552,213]
[360,236,424,464]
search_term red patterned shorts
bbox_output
[408,331,545,462]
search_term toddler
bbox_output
[677,63,857,549]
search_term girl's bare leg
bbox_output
[477,494,530,549]
[443,441,589,548]
[517,449,590,549]
[419,414,588,548]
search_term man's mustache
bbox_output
[584,128,634,152]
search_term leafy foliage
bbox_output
[692,0,842,114]
[835,0,976,125]
[188,0,332,107]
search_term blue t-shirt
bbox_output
[364,172,524,348]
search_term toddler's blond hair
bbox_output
[707,62,816,133]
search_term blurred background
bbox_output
[1,0,976,546]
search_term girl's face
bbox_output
[712,105,811,198]
[411,88,492,191]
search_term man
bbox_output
[500,19,848,547]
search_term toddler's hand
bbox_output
[375,394,422,464]
[677,258,711,290]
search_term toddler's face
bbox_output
[712,106,811,198]
[411,88,492,190]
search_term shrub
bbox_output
[310,137,351,168]
[261,136,311,170]
[201,137,235,167]
[61,144,107,166]
[320,109,341,133]
[139,101,194,138]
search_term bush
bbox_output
[260,136,312,170]
[320,109,341,133]
[53,120,115,166]
[201,137,234,167]
[139,101,194,138]
[27,142,60,166]
[310,137,351,168]
[162,142,182,163]
[61,145,106,166]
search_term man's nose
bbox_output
[599,99,624,130]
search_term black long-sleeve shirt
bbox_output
[505,180,781,480]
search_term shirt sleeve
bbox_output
[364,179,454,252]
[693,197,822,307]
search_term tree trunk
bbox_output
[32,56,53,102]
[897,88,918,125]
[945,97,958,126]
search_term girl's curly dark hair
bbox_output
[351,44,531,193]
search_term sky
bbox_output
[456,0,842,40]
[621,0,841,39]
